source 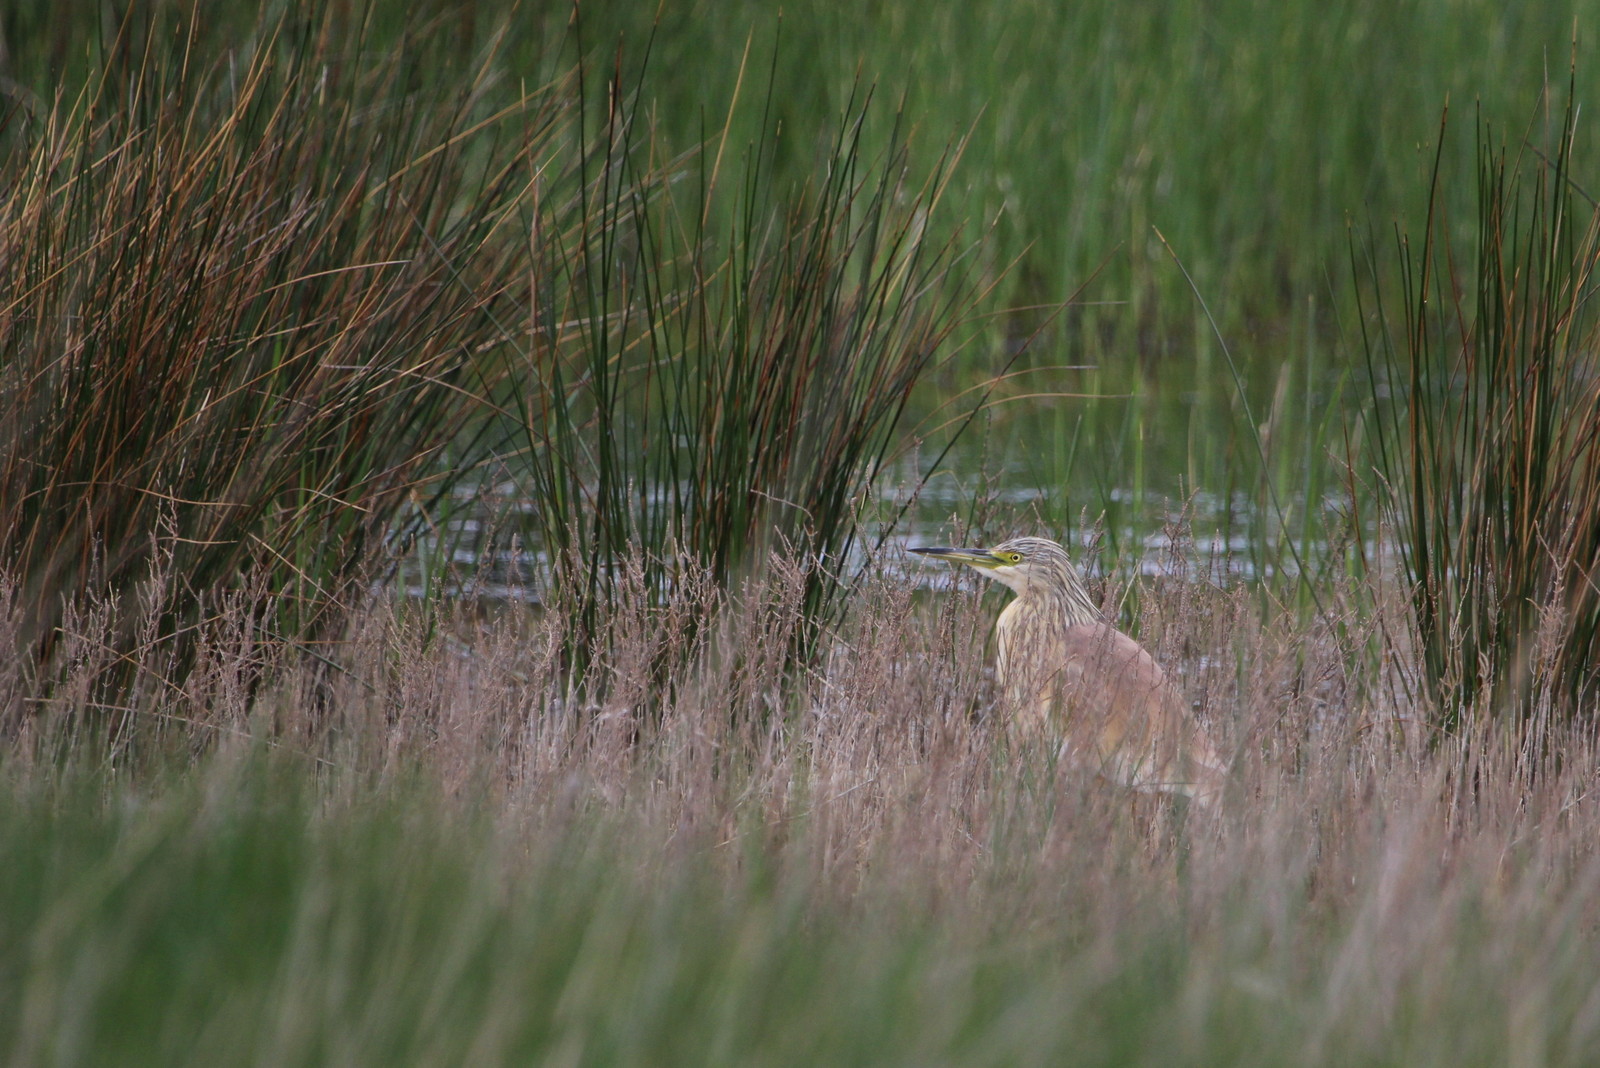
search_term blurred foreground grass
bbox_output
[5,742,1598,1067]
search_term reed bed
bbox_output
[16,0,1597,333]
[0,1,984,711]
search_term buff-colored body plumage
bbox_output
[912,536,1224,805]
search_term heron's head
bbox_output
[908,536,1080,598]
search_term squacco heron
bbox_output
[911,536,1224,805]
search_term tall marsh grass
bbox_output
[0,4,984,719]
[0,13,538,691]
[1358,81,1600,732]
[505,66,981,685]
[14,0,1599,338]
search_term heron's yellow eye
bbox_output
[1002,551,1023,564]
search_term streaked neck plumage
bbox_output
[995,547,1099,630]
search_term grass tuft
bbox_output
[497,49,985,691]
[0,7,546,714]
[1357,71,1600,734]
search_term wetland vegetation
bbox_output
[4,1,1600,1062]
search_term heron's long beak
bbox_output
[907,546,1002,569]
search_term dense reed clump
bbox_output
[0,12,551,715]
[1357,79,1600,733]
[504,62,982,687]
